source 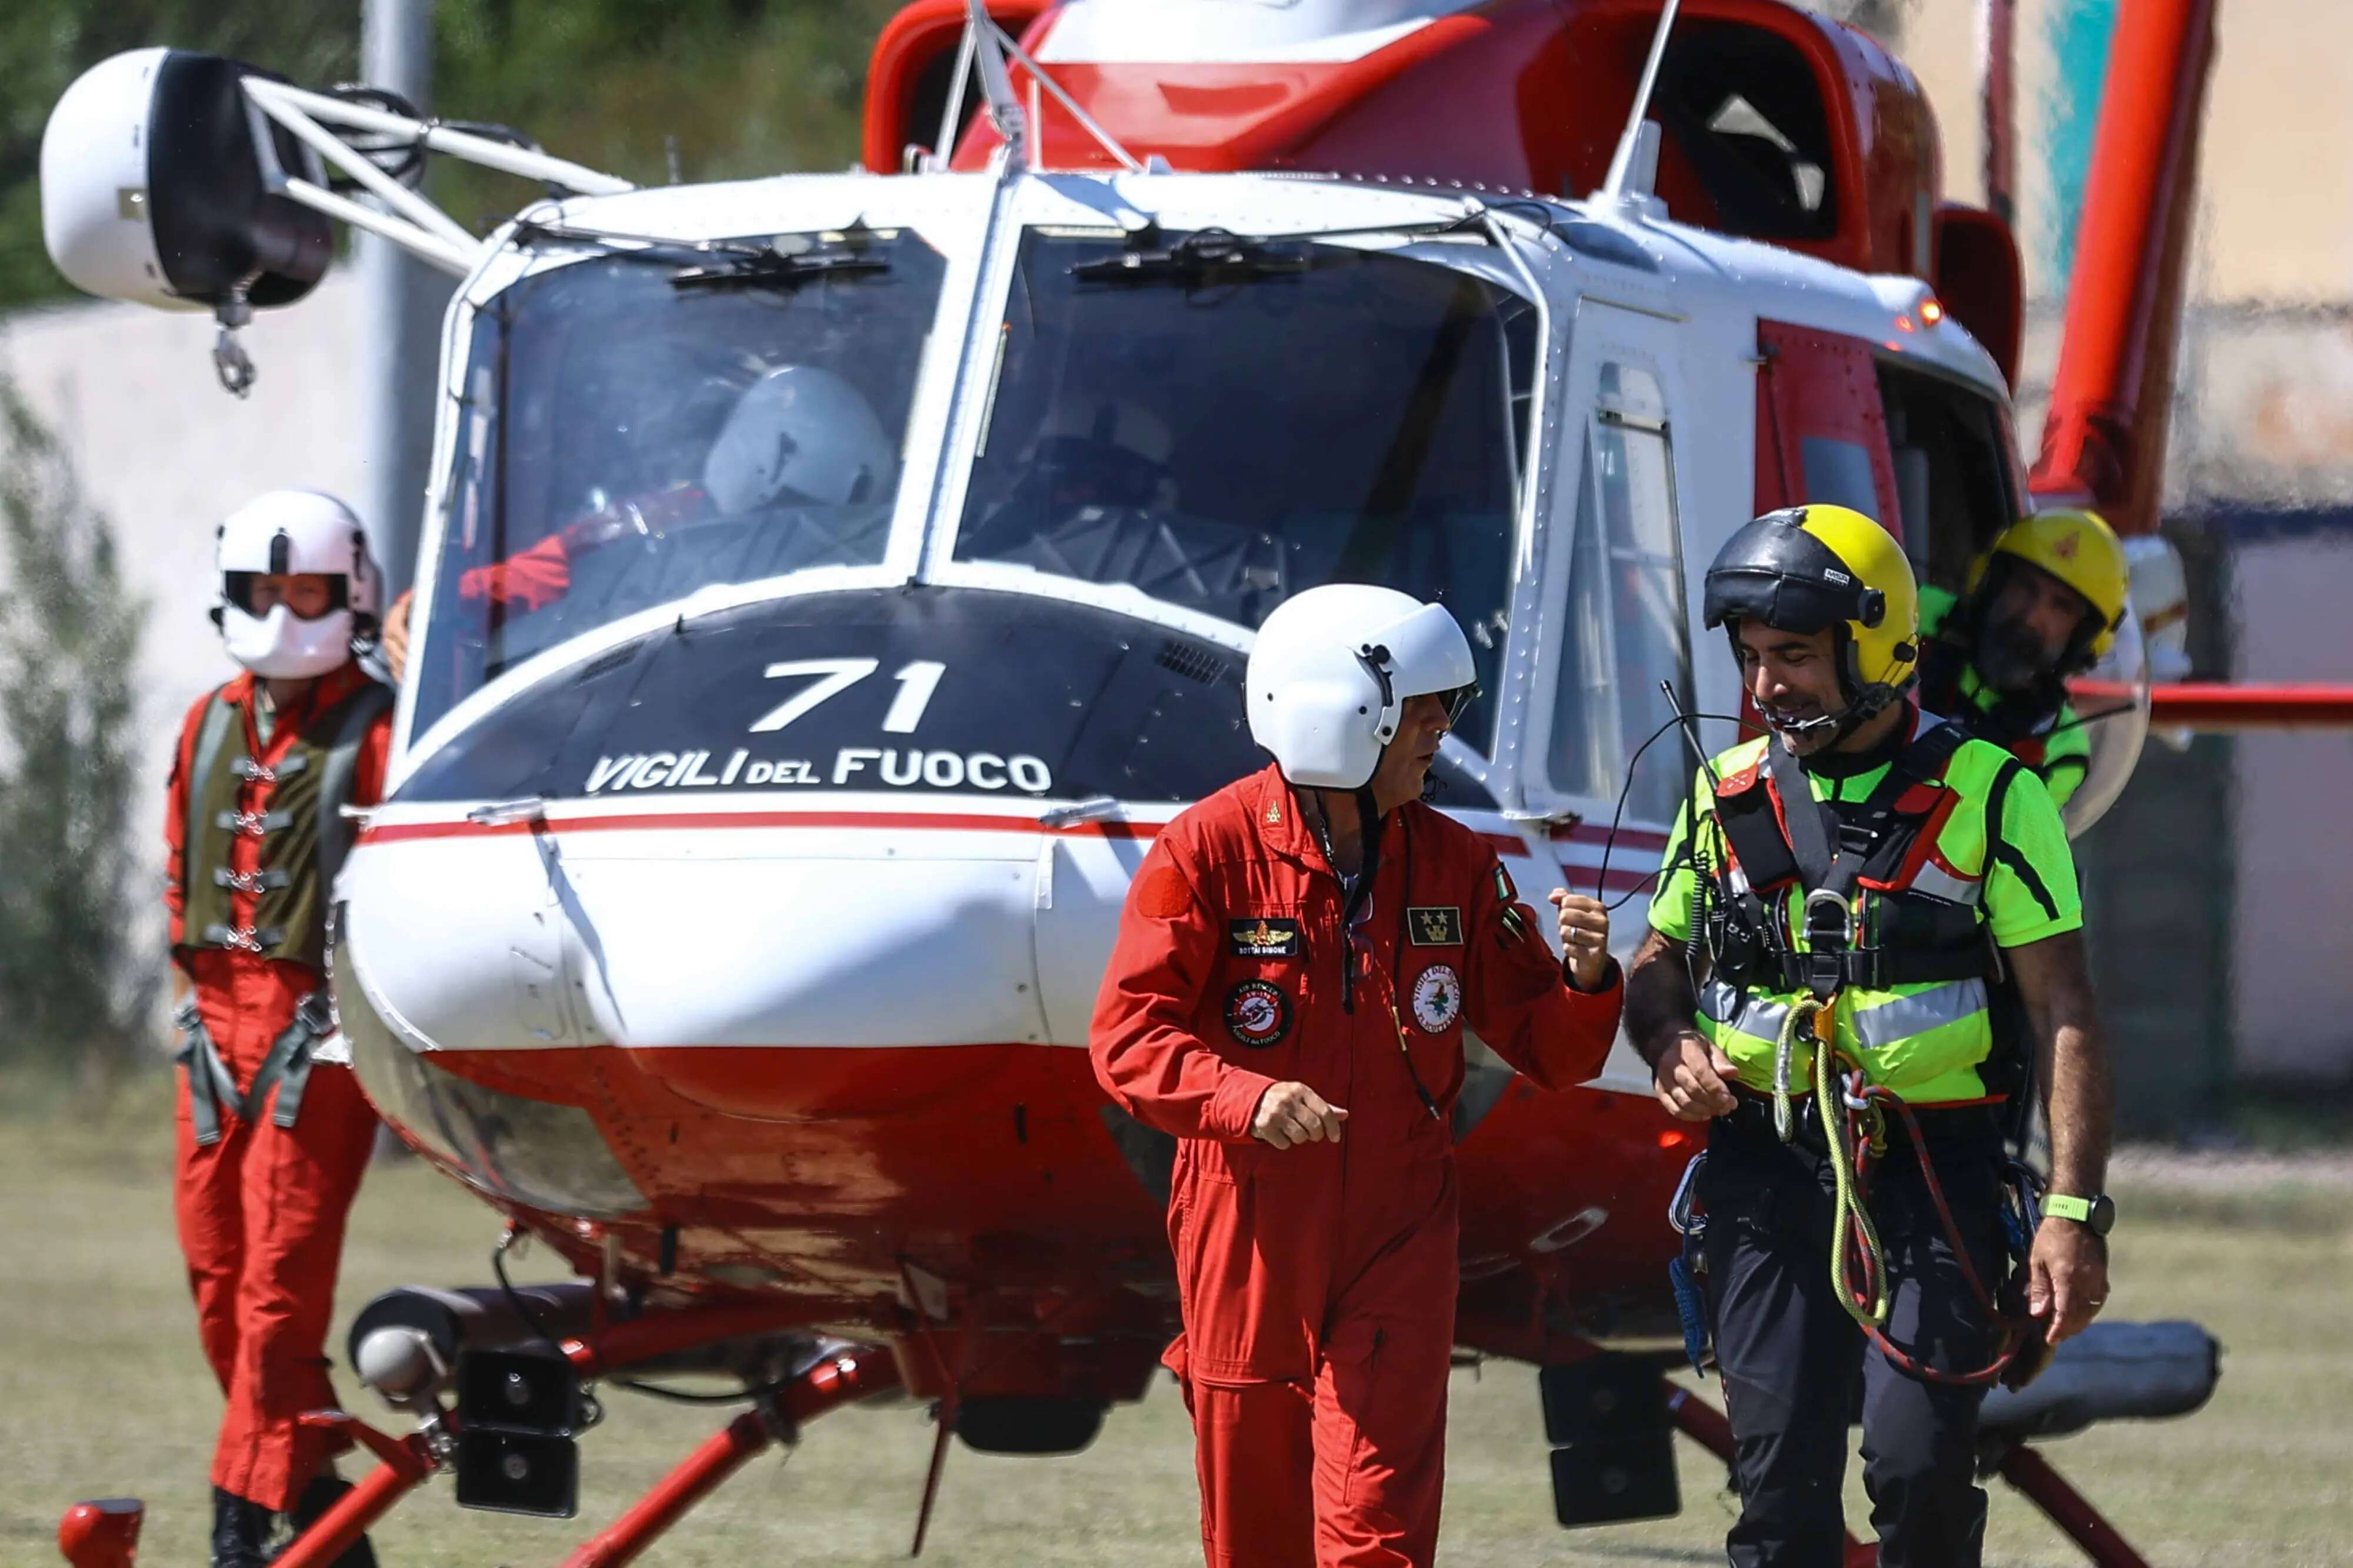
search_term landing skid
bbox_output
[1667,1386,2152,1568]
[58,1306,899,1568]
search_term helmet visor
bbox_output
[1437,682,1480,729]
[224,572,350,622]
[1702,516,1884,634]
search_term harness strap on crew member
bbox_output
[1754,723,1976,989]
[172,991,335,1145]
[174,999,243,1148]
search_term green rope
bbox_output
[1818,1027,1891,1328]
[1769,994,1891,1329]
[1769,996,1819,1143]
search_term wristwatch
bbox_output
[2044,1192,2116,1236]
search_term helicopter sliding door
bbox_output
[1524,302,1696,835]
[1752,318,1905,543]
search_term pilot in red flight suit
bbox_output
[164,491,394,1568]
[1091,585,1625,1567]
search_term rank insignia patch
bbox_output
[1494,864,1517,903]
[1228,918,1302,959]
[1225,980,1292,1048]
[1411,965,1462,1034]
[1408,906,1463,946]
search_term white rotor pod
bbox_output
[41,49,331,311]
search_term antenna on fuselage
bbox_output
[1597,0,1682,206]
[947,1,1149,175]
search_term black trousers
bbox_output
[1698,1104,2006,1568]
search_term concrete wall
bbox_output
[2225,522,2353,1081]
[0,279,373,939]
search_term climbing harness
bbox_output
[174,990,335,1147]
[1765,901,2029,1387]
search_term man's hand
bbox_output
[2028,1217,2108,1345]
[1251,1082,1348,1150]
[1549,890,1612,991]
[1652,1030,1737,1121]
[381,589,414,684]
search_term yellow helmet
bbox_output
[1703,504,1919,713]
[1966,508,2128,663]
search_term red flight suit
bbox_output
[1090,764,1623,1567]
[164,663,392,1513]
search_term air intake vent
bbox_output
[1156,639,1228,686]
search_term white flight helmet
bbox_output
[701,365,895,515]
[1246,585,1478,790]
[212,489,383,679]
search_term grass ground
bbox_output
[2,1077,2347,1566]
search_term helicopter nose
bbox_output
[569,842,1046,1046]
[341,820,1061,1119]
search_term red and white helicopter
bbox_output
[41,1,2307,1562]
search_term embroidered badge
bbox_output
[1408,906,1463,946]
[1265,797,1283,825]
[1228,918,1301,959]
[1494,864,1517,903]
[1411,965,1462,1034]
[1225,980,1292,1048]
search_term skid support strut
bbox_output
[274,1416,438,1568]
[1996,1444,2151,1568]
[559,1346,901,1568]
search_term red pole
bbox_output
[562,1410,773,1568]
[271,1435,435,1568]
[2031,0,2219,530]
[1982,0,2018,224]
[1997,1446,2152,1568]
[559,1347,901,1568]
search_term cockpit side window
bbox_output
[1548,362,1693,825]
[1877,360,2019,619]
[952,229,1538,754]
[408,233,946,739]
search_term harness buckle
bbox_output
[217,925,267,953]
[228,810,269,837]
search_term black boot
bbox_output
[211,1487,272,1568]
[278,1474,378,1568]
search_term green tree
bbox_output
[0,378,154,1079]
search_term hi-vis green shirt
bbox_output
[1649,713,2084,1103]
[1918,585,2091,809]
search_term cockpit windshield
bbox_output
[409,231,945,738]
[954,229,1538,750]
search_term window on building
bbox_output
[1549,363,1694,824]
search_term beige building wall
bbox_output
[1841,0,2353,308]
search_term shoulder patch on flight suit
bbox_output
[1225,980,1292,1047]
[1136,865,1192,919]
[1408,906,1462,946]
[1494,864,1516,903]
[1410,965,1462,1033]
[1229,918,1301,958]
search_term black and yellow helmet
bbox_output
[1965,508,2129,668]
[1703,504,1920,715]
